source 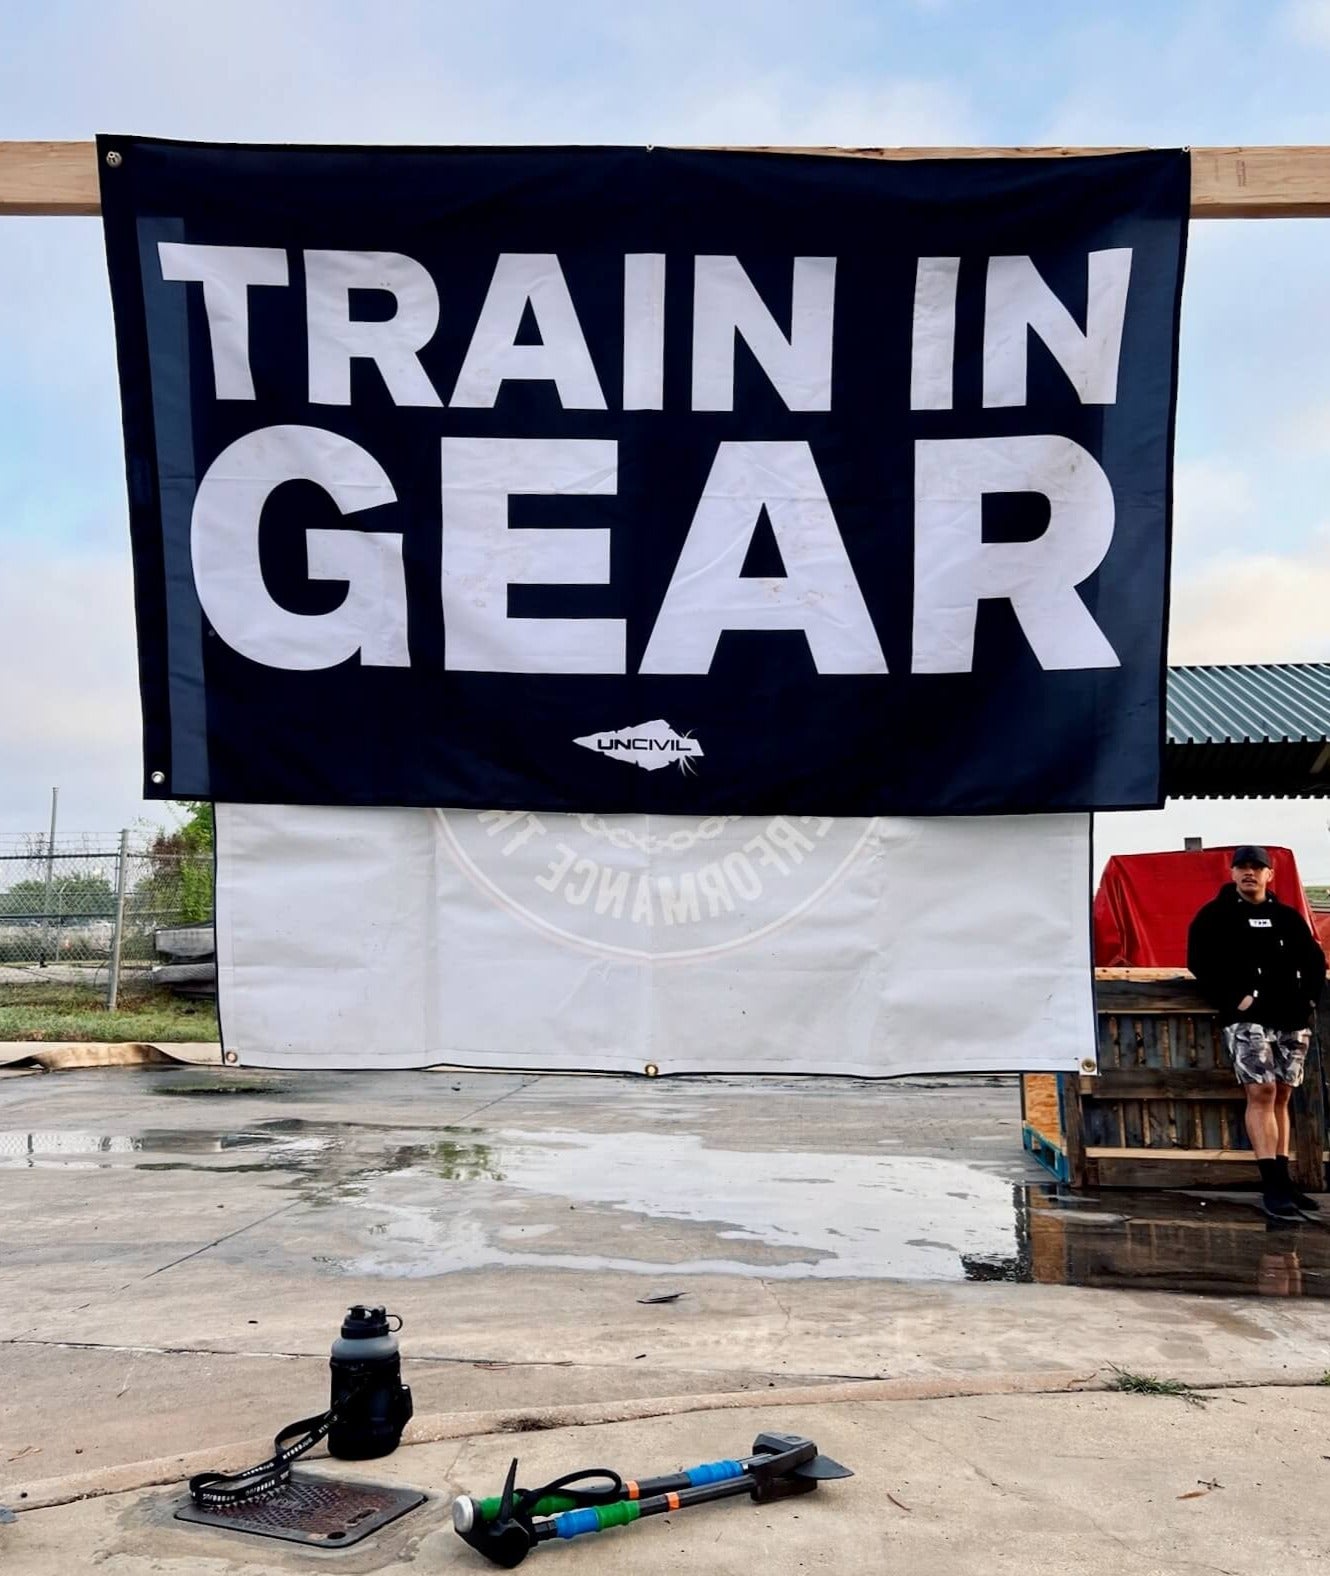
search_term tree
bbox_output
[137,802,215,925]
[0,873,117,918]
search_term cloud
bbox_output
[1172,457,1259,551]
[1168,528,1330,663]
[0,220,126,551]
[0,548,147,837]
[0,1,977,149]
[1283,0,1330,48]
[1096,800,1330,883]
[1279,396,1330,456]
[663,76,978,147]
[0,550,137,745]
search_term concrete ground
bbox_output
[9,1390,1330,1575]
[3,1065,1330,1572]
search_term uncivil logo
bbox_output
[573,720,702,775]
[436,808,878,961]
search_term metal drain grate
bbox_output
[175,1472,427,1548]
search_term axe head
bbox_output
[751,1431,855,1483]
[453,1458,535,1568]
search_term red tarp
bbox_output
[1094,847,1321,967]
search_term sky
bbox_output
[2,0,1330,872]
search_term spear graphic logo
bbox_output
[574,720,703,775]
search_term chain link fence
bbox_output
[0,834,213,993]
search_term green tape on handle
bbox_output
[477,1492,579,1521]
[595,1501,641,1532]
[555,1501,642,1539]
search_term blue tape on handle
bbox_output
[556,1509,603,1540]
[686,1459,744,1487]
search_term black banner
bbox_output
[100,138,1187,813]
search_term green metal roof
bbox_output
[1168,664,1330,744]
[1165,663,1330,799]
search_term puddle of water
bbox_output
[0,1131,143,1168]
[4,1115,1327,1297]
[1021,1188,1330,1299]
[366,1137,505,1184]
[0,1125,335,1168]
[335,1129,1025,1282]
[329,1130,1330,1297]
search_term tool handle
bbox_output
[475,1459,743,1523]
[539,1475,753,1543]
[548,1501,643,1540]
[633,1458,745,1497]
[474,1492,580,1521]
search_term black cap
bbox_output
[1231,845,1271,869]
[341,1304,389,1339]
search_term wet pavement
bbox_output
[6,1067,1330,1574]
[2,1065,1326,1298]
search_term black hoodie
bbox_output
[1186,884,1326,1029]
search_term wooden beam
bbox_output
[1091,1156,1262,1189]
[1095,979,1213,1013]
[5,141,1330,219]
[1188,145,1330,218]
[1085,1145,1252,1160]
[1084,1070,1245,1100]
[1095,966,1193,981]
[0,142,99,216]
[1062,1069,1089,1188]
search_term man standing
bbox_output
[1188,847,1326,1220]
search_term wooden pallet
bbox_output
[1022,971,1330,1191]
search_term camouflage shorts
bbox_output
[1222,1023,1311,1087]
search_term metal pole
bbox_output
[38,785,58,968]
[107,828,129,1011]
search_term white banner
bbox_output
[215,805,1092,1076]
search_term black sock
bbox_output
[1257,1157,1284,1195]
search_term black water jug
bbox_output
[328,1304,413,1460]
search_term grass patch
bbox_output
[1107,1366,1209,1407]
[0,982,217,1043]
[1319,1372,1330,1386]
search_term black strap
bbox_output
[515,1468,625,1518]
[188,1380,369,1507]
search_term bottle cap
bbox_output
[340,1304,390,1339]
